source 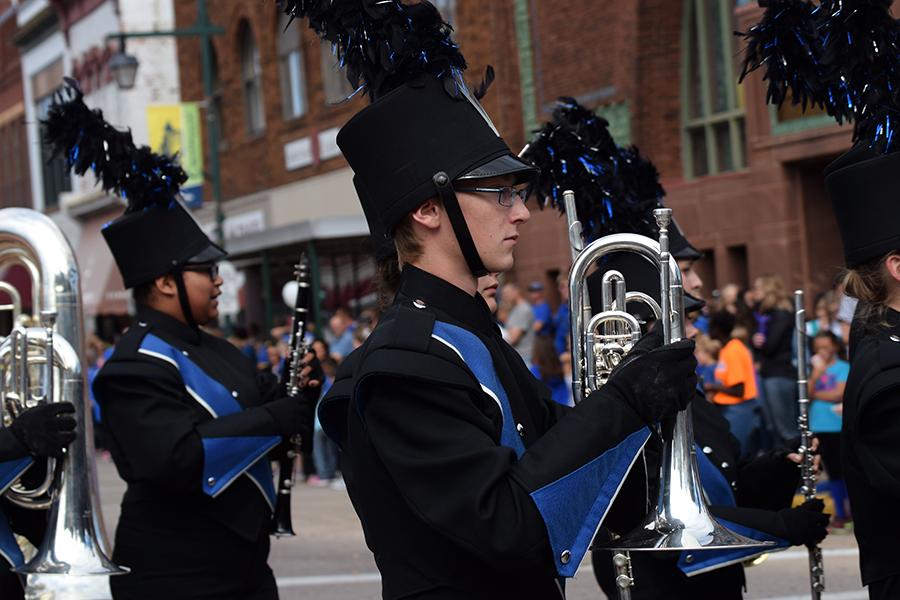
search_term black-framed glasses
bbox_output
[455,186,530,207]
[183,263,219,281]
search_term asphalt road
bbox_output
[90,460,866,600]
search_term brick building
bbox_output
[512,0,851,306]
[171,0,851,330]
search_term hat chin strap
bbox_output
[432,172,488,278]
[173,269,200,331]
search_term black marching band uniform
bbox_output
[826,146,900,600]
[738,2,900,597]
[523,98,827,599]
[277,2,698,598]
[42,82,315,599]
[0,404,76,599]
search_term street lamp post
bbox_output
[108,0,226,246]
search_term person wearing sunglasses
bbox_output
[45,82,320,599]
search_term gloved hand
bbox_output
[604,339,698,424]
[10,402,77,458]
[775,499,829,547]
[264,394,315,452]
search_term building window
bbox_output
[209,46,226,146]
[278,14,307,120]
[0,117,31,208]
[239,22,265,135]
[35,93,71,210]
[681,0,746,178]
[320,41,357,104]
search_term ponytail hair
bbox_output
[376,255,402,312]
[842,251,900,328]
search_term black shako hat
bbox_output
[102,202,226,289]
[338,76,536,276]
[825,144,900,268]
[588,252,705,324]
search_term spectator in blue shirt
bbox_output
[553,274,570,356]
[325,306,356,360]
[527,280,553,337]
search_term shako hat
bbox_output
[43,79,225,290]
[825,144,900,267]
[338,76,535,236]
[278,0,535,277]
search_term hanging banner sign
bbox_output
[146,103,204,208]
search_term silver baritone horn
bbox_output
[563,192,768,552]
[0,208,126,593]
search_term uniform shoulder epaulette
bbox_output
[106,319,155,362]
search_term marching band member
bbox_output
[0,403,76,599]
[288,2,698,598]
[43,81,319,599]
[825,144,900,600]
[738,2,900,596]
[523,97,827,599]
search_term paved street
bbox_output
[94,459,866,600]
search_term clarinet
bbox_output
[271,255,313,537]
[794,289,825,600]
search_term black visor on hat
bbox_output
[669,220,703,262]
[825,144,900,268]
[458,153,538,185]
[187,241,227,265]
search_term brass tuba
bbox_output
[562,194,768,553]
[0,207,126,595]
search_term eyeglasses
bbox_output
[455,186,530,208]
[183,263,219,281]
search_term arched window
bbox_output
[278,13,307,119]
[681,0,746,178]
[239,22,265,134]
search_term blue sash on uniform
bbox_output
[138,334,278,510]
[430,320,650,578]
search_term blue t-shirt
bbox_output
[810,360,850,433]
[529,365,572,407]
[533,302,553,336]
[553,303,570,355]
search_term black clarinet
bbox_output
[271,255,312,537]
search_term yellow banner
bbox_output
[146,103,203,189]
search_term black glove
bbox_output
[9,402,77,458]
[775,499,829,547]
[264,395,315,452]
[604,339,698,424]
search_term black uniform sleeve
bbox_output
[362,375,649,577]
[855,384,900,498]
[735,450,800,510]
[95,359,289,492]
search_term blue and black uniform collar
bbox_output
[396,265,497,337]
[134,305,202,346]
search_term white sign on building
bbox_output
[284,137,314,171]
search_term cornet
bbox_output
[561,192,768,596]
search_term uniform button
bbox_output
[138,321,147,327]
[684,554,694,564]
[182,350,189,357]
[413,299,427,309]
[516,423,525,437]
[207,477,216,487]
[560,550,571,564]
[731,481,737,489]
[232,390,239,398]
[891,335,900,343]
[721,462,729,469]
[702,446,712,454]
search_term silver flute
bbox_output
[794,289,825,600]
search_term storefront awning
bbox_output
[77,214,129,316]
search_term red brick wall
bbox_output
[173,0,523,205]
